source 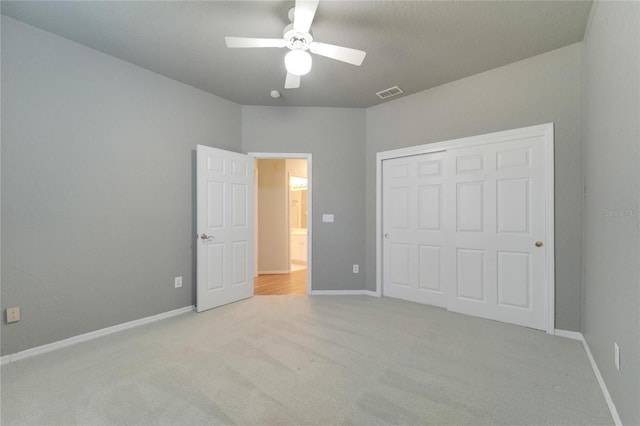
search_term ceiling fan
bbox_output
[225,0,367,89]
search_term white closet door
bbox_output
[382,151,447,307]
[445,136,547,330]
[380,128,551,331]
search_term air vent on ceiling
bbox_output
[376,85,404,100]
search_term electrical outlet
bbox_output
[6,307,20,323]
[352,264,359,274]
[614,342,620,371]
[174,276,183,289]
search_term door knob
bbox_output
[535,241,543,247]
[200,233,215,241]
[384,234,390,239]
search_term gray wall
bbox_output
[582,2,640,424]
[241,106,366,291]
[1,17,241,355]
[365,44,584,331]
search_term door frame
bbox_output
[375,123,555,333]
[249,152,313,295]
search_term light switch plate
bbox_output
[175,276,183,288]
[322,214,334,223]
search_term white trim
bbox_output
[376,123,555,333]
[554,329,583,341]
[375,149,383,298]
[376,123,553,162]
[543,124,556,333]
[249,152,312,295]
[0,305,194,365]
[554,330,623,425]
[257,270,291,275]
[581,337,623,426]
[311,290,378,297]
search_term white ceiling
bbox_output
[1,1,592,108]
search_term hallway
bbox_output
[254,269,307,295]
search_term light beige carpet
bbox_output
[1,296,613,425]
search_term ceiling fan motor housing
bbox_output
[283,24,313,51]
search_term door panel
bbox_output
[390,243,411,287]
[456,248,485,301]
[382,152,447,307]
[207,243,224,290]
[446,137,546,329]
[497,178,530,233]
[232,241,248,285]
[232,183,248,227]
[456,182,484,232]
[418,245,441,292]
[197,145,253,312]
[418,185,441,230]
[390,187,410,229]
[497,251,531,309]
[456,154,484,173]
[207,182,224,228]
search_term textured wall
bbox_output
[365,44,584,331]
[1,17,241,355]
[242,106,366,291]
[582,2,640,424]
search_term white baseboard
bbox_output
[554,329,583,341]
[311,290,378,296]
[555,329,623,425]
[257,270,290,274]
[1,305,195,365]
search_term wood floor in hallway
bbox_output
[254,269,307,295]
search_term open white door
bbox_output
[197,145,253,312]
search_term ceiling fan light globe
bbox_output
[285,50,312,76]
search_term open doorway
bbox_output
[251,153,312,295]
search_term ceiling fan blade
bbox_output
[285,72,301,89]
[309,42,366,66]
[225,37,287,48]
[293,0,319,33]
